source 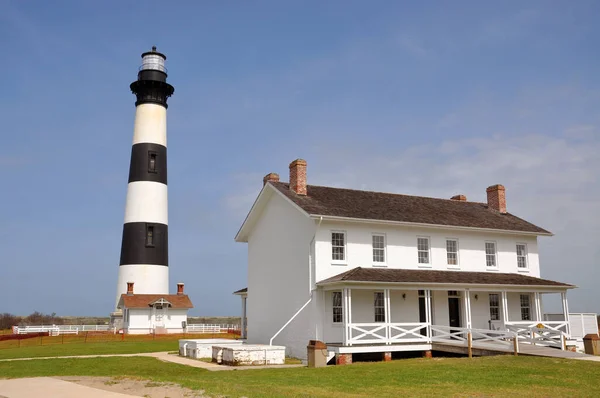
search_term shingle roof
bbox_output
[270,182,551,234]
[119,294,194,309]
[318,267,574,287]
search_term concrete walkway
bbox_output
[0,351,306,371]
[0,377,139,398]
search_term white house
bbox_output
[117,282,193,334]
[234,158,577,363]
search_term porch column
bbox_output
[561,291,571,336]
[425,290,432,339]
[501,291,509,325]
[534,292,542,322]
[342,288,348,346]
[463,290,472,329]
[241,296,247,339]
[348,288,353,345]
[384,289,391,344]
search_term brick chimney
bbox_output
[177,282,184,295]
[126,282,134,295]
[486,184,506,213]
[263,173,280,186]
[289,159,307,195]
[451,194,467,201]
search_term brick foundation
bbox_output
[423,350,432,358]
[383,352,392,362]
[336,353,352,365]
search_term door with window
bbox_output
[154,305,166,327]
[447,291,461,335]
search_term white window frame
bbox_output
[520,294,531,321]
[489,293,500,321]
[372,233,386,266]
[446,238,459,268]
[332,291,343,324]
[417,236,431,266]
[374,292,385,323]
[485,241,498,268]
[516,243,528,270]
[331,231,347,264]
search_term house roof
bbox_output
[269,182,551,235]
[118,294,194,309]
[318,267,574,288]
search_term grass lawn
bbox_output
[1,355,600,397]
[0,340,179,359]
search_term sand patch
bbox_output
[59,376,206,398]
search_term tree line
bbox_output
[0,312,65,330]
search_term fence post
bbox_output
[85,331,88,343]
[62,334,64,345]
[40,335,43,346]
[513,335,519,356]
[467,332,472,358]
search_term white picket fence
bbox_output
[13,325,112,336]
[185,324,239,334]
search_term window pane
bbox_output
[447,253,457,265]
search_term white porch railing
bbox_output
[185,324,239,334]
[431,325,517,350]
[506,322,566,349]
[347,322,428,345]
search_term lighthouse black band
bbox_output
[119,222,168,266]
[128,143,167,184]
[130,79,174,108]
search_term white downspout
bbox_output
[269,216,323,346]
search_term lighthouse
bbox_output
[114,47,175,309]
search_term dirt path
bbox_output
[59,376,207,398]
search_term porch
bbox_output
[321,286,571,351]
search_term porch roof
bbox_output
[317,267,575,289]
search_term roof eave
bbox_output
[309,214,553,237]
[316,280,575,290]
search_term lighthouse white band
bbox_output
[116,264,169,306]
[124,181,168,224]
[133,103,167,146]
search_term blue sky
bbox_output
[1,0,598,316]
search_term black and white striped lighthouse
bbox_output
[115,47,175,309]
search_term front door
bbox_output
[448,292,461,329]
[418,290,427,336]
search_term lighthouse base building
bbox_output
[115,282,193,334]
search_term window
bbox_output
[485,242,497,267]
[520,294,531,321]
[446,239,458,266]
[517,244,528,268]
[489,294,500,321]
[417,237,430,264]
[146,224,155,247]
[332,291,343,323]
[374,292,385,322]
[331,232,346,262]
[372,234,385,264]
[148,151,157,173]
